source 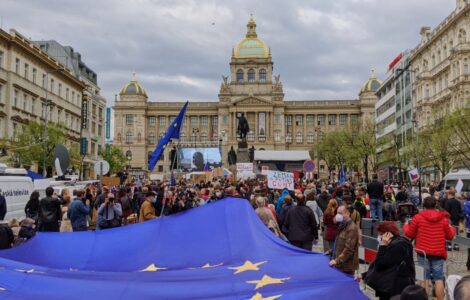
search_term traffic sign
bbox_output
[94,160,110,177]
[303,160,316,172]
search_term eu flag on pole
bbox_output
[148,101,188,171]
[338,165,346,184]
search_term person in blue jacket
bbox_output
[276,189,290,214]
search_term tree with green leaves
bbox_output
[98,145,126,175]
[10,121,69,172]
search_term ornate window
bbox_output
[190,116,198,126]
[248,69,255,82]
[307,132,314,143]
[274,130,281,142]
[339,114,347,125]
[306,115,314,126]
[286,132,292,143]
[137,132,142,142]
[295,115,303,126]
[259,69,266,82]
[191,131,197,142]
[180,132,187,142]
[328,115,336,125]
[296,132,303,143]
[237,69,244,83]
[317,115,325,125]
[159,116,166,127]
[126,114,133,125]
[148,116,156,126]
[200,132,208,142]
[201,116,208,126]
[126,131,133,144]
[148,133,155,144]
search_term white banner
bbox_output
[236,163,253,173]
[267,170,294,191]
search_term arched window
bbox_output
[259,69,266,82]
[126,131,133,144]
[236,69,244,83]
[248,69,255,82]
[200,132,208,142]
[307,132,314,144]
[296,132,303,143]
[148,133,155,144]
[137,132,142,142]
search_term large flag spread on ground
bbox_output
[0,198,367,300]
[148,101,188,171]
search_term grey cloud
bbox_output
[1,0,456,103]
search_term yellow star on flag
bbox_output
[0,287,5,291]
[248,292,282,300]
[139,263,167,272]
[229,260,267,274]
[201,263,224,269]
[174,123,178,127]
[246,275,290,290]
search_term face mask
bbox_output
[335,213,344,223]
[151,197,157,204]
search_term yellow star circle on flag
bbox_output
[248,292,282,300]
[246,275,290,290]
[0,287,5,292]
[229,260,267,274]
[139,263,167,272]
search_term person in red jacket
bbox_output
[403,196,455,300]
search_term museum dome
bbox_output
[234,15,270,59]
[360,70,382,93]
[119,73,148,97]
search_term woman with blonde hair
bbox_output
[60,193,73,232]
[323,199,338,252]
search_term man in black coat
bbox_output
[367,174,384,222]
[38,186,63,232]
[0,221,14,249]
[445,187,463,251]
[282,195,318,251]
[0,195,6,220]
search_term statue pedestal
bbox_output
[237,141,249,163]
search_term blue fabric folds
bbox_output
[0,198,367,300]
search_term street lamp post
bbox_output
[126,150,132,170]
[42,67,65,177]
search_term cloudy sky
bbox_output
[2,0,455,103]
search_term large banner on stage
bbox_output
[267,170,294,191]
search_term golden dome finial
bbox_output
[370,68,376,79]
[246,14,257,38]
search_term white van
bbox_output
[438,169,470,193]
[0,164,34,221]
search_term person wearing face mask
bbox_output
[357,221,415,300]
[327,204,359,275]
[139,191,157,222]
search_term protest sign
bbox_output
[267,170,294,191]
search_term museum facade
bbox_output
[113,16,378,175]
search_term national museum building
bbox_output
[113,16,377,174]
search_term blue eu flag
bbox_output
[148,101,188,171]
[0,198,367,299]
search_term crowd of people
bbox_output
[1,174,470,299]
